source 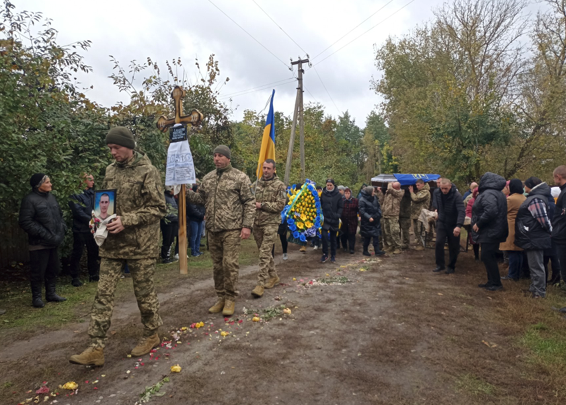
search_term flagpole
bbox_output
[254,90,275,194]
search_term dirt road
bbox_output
[1,245,564,405]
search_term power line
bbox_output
[219,77,295,98]
[218,78,296,100]
[313,66,340,115]
[315,0,416,66]
[208,0,291,70]
[252,0,309,55]
[304,87,318,104]
[312,0,396,60]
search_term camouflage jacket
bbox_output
[100,152,167,259]
[399,191,412,218]
[410,183,431,219]
[382,184,405,217]
[187,164,255,232]
[253,175,286,227]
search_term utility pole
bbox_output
[284,57,309,185]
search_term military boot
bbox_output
[208,298,225,314]
[45,281,67,302]
[31,282,44,308]
[69,346,104,366]
[251,286,264,298]
[264,276,280,289]
[222,300,235,316]
[131,333,160,356]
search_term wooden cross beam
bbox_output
[156,86,204,132]
[156,86,203,275]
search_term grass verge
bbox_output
[0,239,259,337]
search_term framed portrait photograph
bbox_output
[94,189,116,220]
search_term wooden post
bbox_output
[178,184,188,274]
[284,92,300,185]
[284,57,309,185]
[156,86,203,275]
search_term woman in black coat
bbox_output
[19,173,67,308]
[359,186,385,256]
[472,172,509,291]
[320,178,344,263]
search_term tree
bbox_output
[109,54,233,177]
[373,0,529,183]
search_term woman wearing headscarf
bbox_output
[320,178,344,263]
[499,179,526,281]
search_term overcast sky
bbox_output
[18,0,459,126]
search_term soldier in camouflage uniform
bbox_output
[399,190,412,249]
[251,159,286,298]
[409,180,431,251]
[70,127,167,366]
[187,145,255,316]
[382,182,405,254]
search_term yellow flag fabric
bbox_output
[256,90,276,179]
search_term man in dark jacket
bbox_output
[543,187,561,285]
[433,178,465,274]
[160,187,179,263]
[188,184,206,257]
[320,178,344,263]
[551,166,566,311]
[68,173,99,286]
[359,186,385,256]
[472,172,509,291]
[515,177,552,298]
[340,188,359,254]
[19,173,67,308]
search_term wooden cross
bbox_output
[157,86,203,131]
[156,86,203,275]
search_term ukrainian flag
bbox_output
[256,90,276,179]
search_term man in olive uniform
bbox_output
[399,190,412,249]
[382,181,405,254]
[409,179,431,251]
[70,127,167,366]
[251,159,286,298]
[187,145,255,316]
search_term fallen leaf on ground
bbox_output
[59,382,78,390]
[170,364,182,373]
[482,340,498,348]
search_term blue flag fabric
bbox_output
[393,173,441,186]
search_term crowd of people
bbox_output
[15,126,566,366]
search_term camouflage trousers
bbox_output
[88,258,162,348]
[209,229,241,299]
[413,219,433,244]
[382,217,401,250]
[399,217,411,246]
[253,224,278,287]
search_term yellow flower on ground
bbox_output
[170,364,182,373]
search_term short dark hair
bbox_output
[554,165,566,179]
[263,159,276,168]
[416,179,425,185]
[100,193,109,200]
[316,186,322,191]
